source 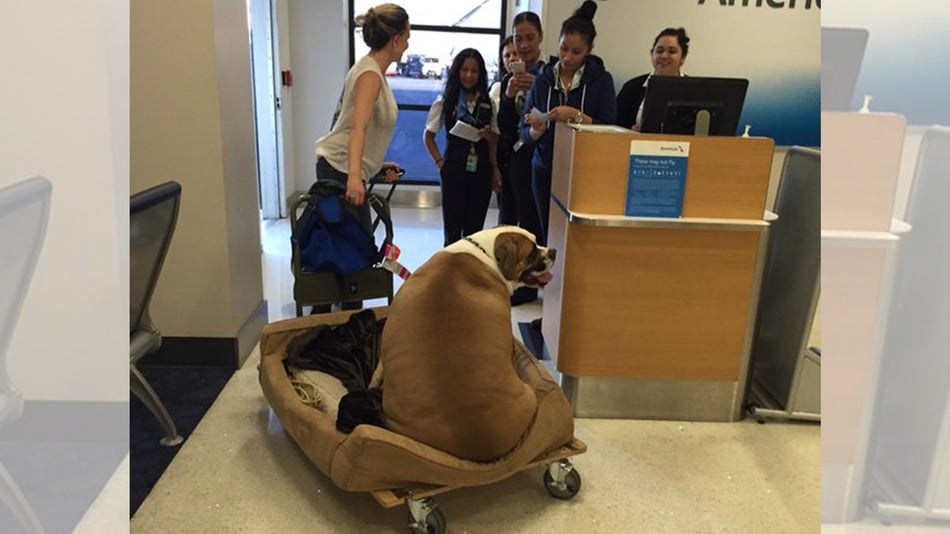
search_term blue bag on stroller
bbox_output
[293,181,389,276]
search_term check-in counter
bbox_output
[541,123,774,422]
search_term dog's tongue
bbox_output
[537,272,553,285]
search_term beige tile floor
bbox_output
[131,206,832,533]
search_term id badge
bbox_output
[465,153,478,172]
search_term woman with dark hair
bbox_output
[489,35,519,225]
[522,0,617,243]
[497,10,546,305]
[616,27,690,130]
[423,48,501,246]
[490,35,518,103]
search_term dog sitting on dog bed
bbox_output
[380,227,556,462]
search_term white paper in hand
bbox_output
[529,107,550,123]
[448,121,482,143]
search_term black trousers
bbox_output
[440,163,493,247]
[497,149,518,225]
[531,164,552,246]
[509,146,544,245]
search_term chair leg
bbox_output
[0,460,45,534]
[130,365,184,447]
[0,388,24,428]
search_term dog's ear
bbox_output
[494,234,522,282]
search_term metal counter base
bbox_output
[561,375,743,422]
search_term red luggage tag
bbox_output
[382,244,411,280]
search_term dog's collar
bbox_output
[462,236,492,260]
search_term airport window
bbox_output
[350,1,506,184]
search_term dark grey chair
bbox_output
[747,147,821,422]
[130,181,184,447]
[870,127,950,519]
[0,176,52,534]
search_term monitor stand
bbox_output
[694,109,711,136]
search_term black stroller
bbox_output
[290,174,398,317]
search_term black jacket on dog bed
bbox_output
[283,309,385,432]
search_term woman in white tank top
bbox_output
[310,4,409,313]
[314,4,409,210]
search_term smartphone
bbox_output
[509,60,525,75]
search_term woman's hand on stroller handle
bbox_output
[378,163,404,183]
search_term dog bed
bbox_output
[259,308,587,533]
[259,307,580,491]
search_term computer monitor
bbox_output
[640,76,749,136]
[820,27,869,112]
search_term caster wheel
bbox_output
[544,465,582,499]
[407,504,445,534]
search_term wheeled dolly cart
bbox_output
[373,439,586,534]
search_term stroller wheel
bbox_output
[406,498,446,534]
[543,460,582,499]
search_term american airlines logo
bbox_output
[698,0,820,8]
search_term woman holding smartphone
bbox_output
[497,10,545,306]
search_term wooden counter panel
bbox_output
[551,126,576,210]
[821,244,890,464]
[553,223,762,381]
[541,197,569,369]
[821,112,905,231]
[558,126,774,220]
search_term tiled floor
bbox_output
[130,205,835,533]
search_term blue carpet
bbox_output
[0,401,127,533]
[518,320,545,360]
[130,364,234,516]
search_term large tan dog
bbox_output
[380,226,556,462]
